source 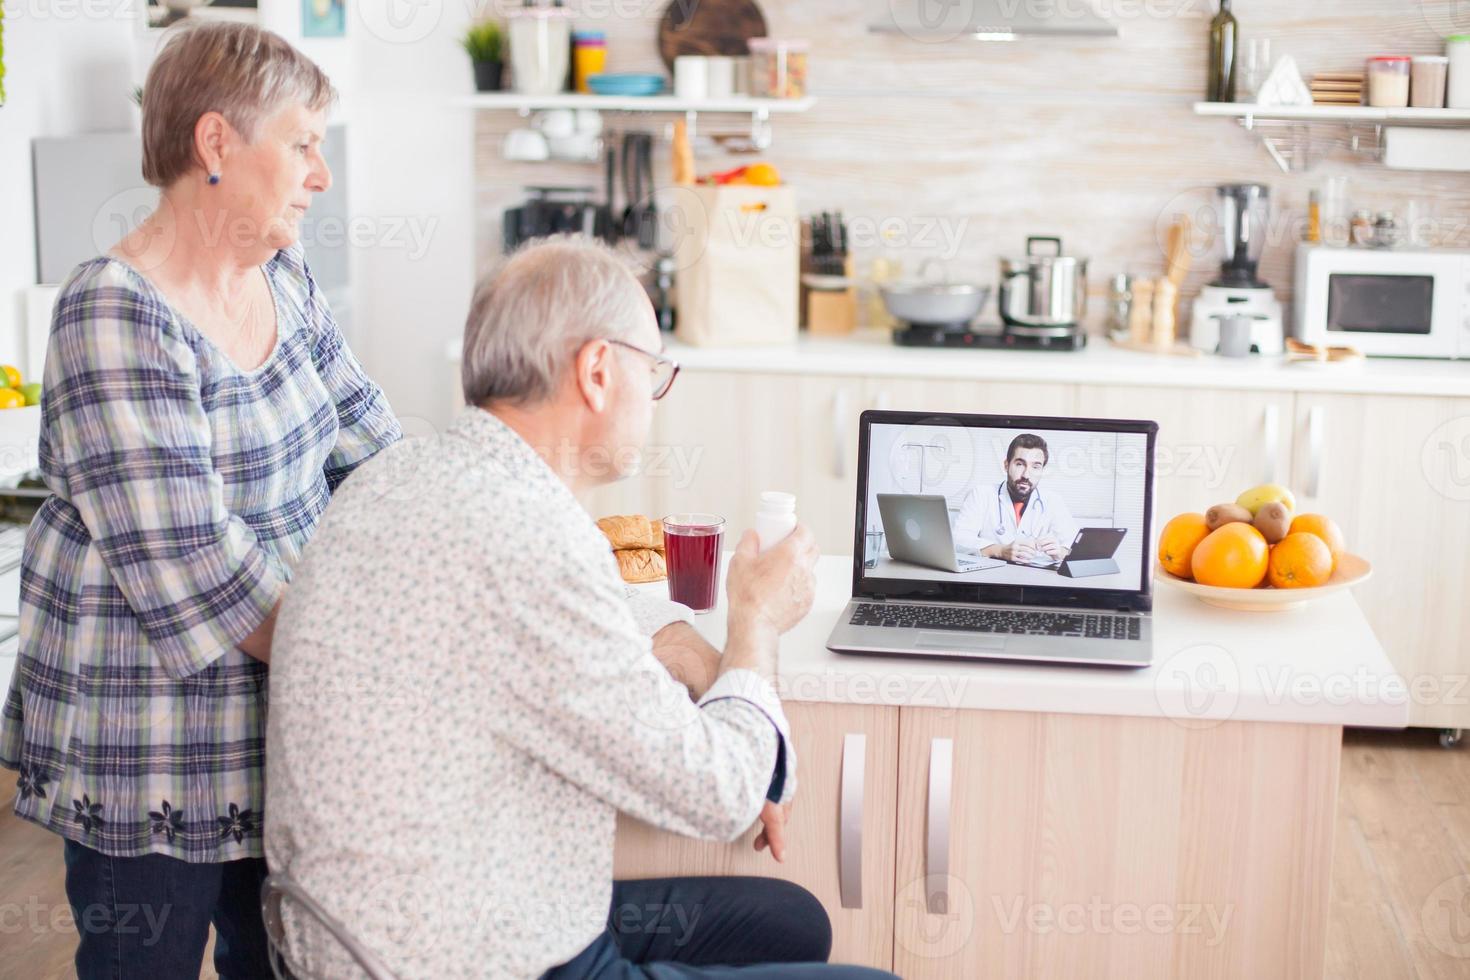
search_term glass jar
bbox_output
[748,38,810,99]
[1411,55,1448,108]
[1366,56,1411,108]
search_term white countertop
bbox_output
[661,330,1470,398]
[444,330,1470,396]
[660,555,1409,729]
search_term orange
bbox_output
[1190,523,1269,589]
[1289,514,1345,566]
[1158,512,1211,579]
[0,365,20,388]
[1268,532,1334,588]
[0,389,24,410]
[740,163,781,186]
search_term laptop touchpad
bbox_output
[916,632,1007,651]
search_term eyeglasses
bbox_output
[608,339,680,401]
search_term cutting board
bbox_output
[657,0,768,71]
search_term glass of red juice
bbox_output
[661,514,725,613]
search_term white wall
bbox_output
[0,13,137,367]
[345,0,475,431]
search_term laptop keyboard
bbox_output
[849,603,1142,640]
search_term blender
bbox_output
[1188,184,1285,355]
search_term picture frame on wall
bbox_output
[302,0,345,38]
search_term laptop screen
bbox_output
[855,412,1157,610]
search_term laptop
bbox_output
[876,493,1007,574]
[827,410,1159,668]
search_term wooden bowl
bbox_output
[1154,553,1372,612]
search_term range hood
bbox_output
[870,0,1120,40]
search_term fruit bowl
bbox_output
[1154,554,1372,612]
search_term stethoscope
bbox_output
[992,482,1048,537]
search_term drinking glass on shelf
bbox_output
[1243,38,1273,101]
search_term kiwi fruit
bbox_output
[1205,502,1253,531]
[1253,501,1292,543]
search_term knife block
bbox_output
[804,255,857,336]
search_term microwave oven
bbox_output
[1294,243,1470,358]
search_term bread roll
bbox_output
[615,548,667,584]
[597,515,662,551]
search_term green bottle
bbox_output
[1209,0,1239,102]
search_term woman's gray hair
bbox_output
[461,236,652,406]
[141,22,335,187]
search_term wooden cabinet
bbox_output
[1074,384,1296,533]
[1292,393,1470,730]
[891,707,1340,979]
[613,701,900,970]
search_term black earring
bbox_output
[208,173,221,185]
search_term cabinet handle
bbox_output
[1307,406,1324,498]
[1261,404,1279,485]
[832,388,851,480]
[925,737,954,916]
[838,733,865,909]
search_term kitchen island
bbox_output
[558,331,1470,732]
[617,555,1407,978]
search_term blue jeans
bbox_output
[542,876,899,979]
[63,838,273,979]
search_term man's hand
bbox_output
[753,801,791,863]
[651,622,720,700]
[725,526,819,637]
[1036,535,1064,560]
[1002,540,1038,563]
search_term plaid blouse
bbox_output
[0,246,401,861]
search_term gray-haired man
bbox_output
[264,237,898,979]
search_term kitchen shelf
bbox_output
[451,93,815,115]
[1194,101,1470,173]
[1194,102,1470,125]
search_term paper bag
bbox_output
[673,185,799,347]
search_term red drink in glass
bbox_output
[662,514,725,613]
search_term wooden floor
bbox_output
[2,728,1468,979]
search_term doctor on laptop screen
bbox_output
[862,420,1149,590]
[954,433,1077,565]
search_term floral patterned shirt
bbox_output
[264,407,794,979]
[0,246,400,861]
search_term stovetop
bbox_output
[892,323,1088,351]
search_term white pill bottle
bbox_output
[755,491,797,552]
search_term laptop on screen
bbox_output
[826,410,1159,668]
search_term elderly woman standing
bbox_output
[0,23,400,977]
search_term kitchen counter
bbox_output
[659,554,1408,729]
[444,329,1470,397]
[659,330,1470,397]
[622,554,1390,975]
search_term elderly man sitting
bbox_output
[264,237,898,979]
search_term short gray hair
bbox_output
[142,22,335,187]
[461,236,652,406]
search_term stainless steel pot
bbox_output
[998,236,1088,335]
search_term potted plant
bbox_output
[461,20,505,93]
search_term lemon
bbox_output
[0,389,26,409]
[0,365,20,389]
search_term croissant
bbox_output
[597,515,664,552]
[615,548,667,584]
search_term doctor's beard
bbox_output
[1007,476,1034,502]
